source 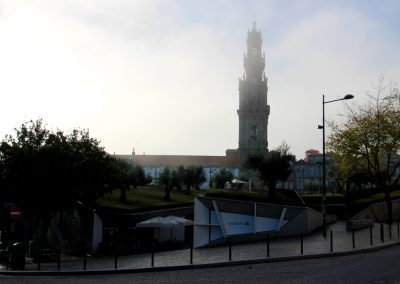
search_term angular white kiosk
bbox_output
[194,196,324,248]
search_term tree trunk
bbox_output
[163,185,171,201]
[384,189,393,224]
[119,187,127,204]
[268,180,276,200]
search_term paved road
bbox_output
[2,245,400,284]
[6,221,395,273]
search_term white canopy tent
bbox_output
[225,179,249,190]
[136,216,193,228]
[231,179,248,184]
[136,216,174,228]
[136,216,193,241]
[164,216,193,227]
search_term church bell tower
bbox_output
[238,22,270,165]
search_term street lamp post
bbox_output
[301,165,305,193]
[317,162,322,195]
[319,94,354,237]
[209,168,214,189]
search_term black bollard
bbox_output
[83,252,87,270]
[190,241,193,264]
[389,223,392,240]
[114,254,118,270]
[380,223,384,243]
[6,249,9,270]
[370,225,373,246]
[330,230,333,252]
[57,252,61,271]
[228,238,232,261]
[151,250,154,267]
[267,234,270,257]
[37,255,41,271]
[352,229,355,249]
[37,248,41,271]
[300,232,303,255]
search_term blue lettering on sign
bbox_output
[228,221,251,226]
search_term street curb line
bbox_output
[1,241,399,276]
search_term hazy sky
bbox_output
[1,1,399,159]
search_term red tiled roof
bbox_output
[116,152,240,168]
[305,149,321,156]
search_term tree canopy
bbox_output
[328,79,400,222]
[212,168,234,189]
[183,165,206,191]
[159,166,173,201]
[246,142,295,197]
[0,119,115,214]
[109,158,146,204]
[159,165,206,201]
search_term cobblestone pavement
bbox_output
[1,221,399,273]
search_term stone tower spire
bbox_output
[237,22,270,165]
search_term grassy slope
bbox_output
[96,186,197,211]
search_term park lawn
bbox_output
[96,186,198,211]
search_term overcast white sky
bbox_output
[0,0,399,159]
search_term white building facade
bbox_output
[117,149,240,189]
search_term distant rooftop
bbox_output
[116,149,240,169]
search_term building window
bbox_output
[252,47,257,55]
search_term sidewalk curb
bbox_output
[1,241,399,276]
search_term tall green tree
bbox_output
[246,142,295,198]
[110,159,145,204]
[159,167,173,201]
[184,165,206,192]
[329,153,371,198]
[172,165,185,191]
[0,119,114,246]
[193,166,207,190]
[212,168,234,189]
[329,79,400,223]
